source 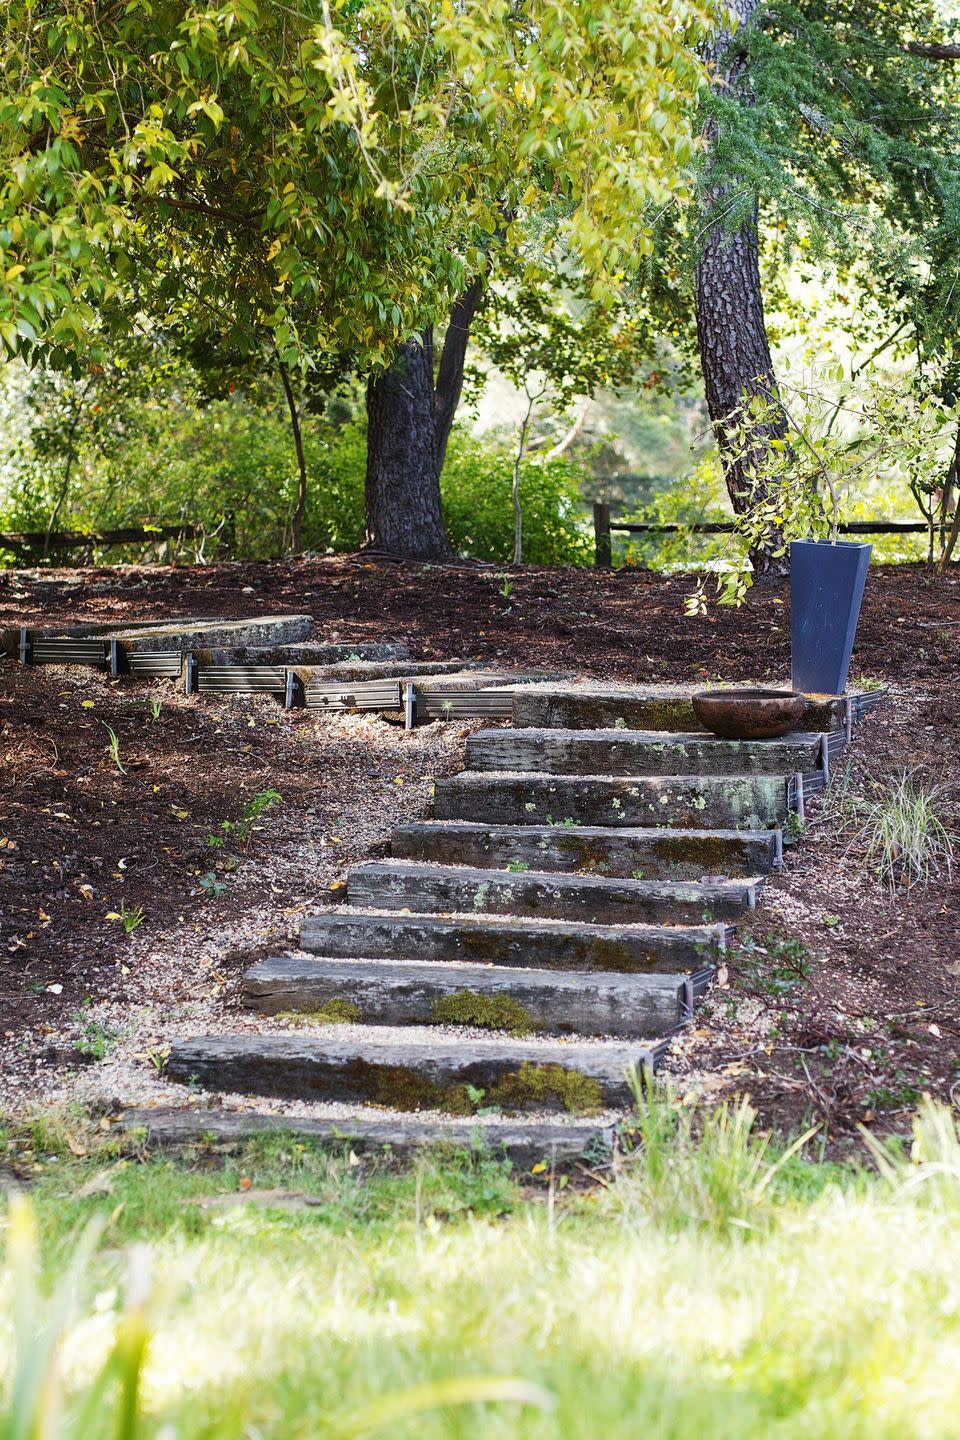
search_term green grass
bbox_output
[4,1096,960,1438]
[856,771,955,893]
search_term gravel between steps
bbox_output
[0,699,629,1131]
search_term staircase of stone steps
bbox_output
[12,608,883,1163]
[8,613,565,707]
[147,684,869,1165]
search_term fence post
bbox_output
[593,501,612,568]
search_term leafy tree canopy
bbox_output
[0,0,711,374]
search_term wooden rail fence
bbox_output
[591,502,930,568]
[0,523,199,556]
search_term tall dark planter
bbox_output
[790,539,872,696]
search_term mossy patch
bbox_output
[488,1063,604,1115]
[277,1000,362,1026]
[429,991,539,1036]
[357,1063,475,1116]
[590,937,638,972]
[351,1059,601,1116]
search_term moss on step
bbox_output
[349,1058,603,1116]
[488,1062,604,1116]
[429,991,539,1036]
[276,1000,363,1026]
[356,1063,475,1116]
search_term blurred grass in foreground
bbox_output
[1,1095,960,1439]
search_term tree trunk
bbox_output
[695,211,783,513]
[364,279,483,561]
[364,336,451,559]
[278,360,307,555]
[694,0,787,576]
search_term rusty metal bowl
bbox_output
[692,688,806,740]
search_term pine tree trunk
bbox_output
[694,0,787,576]
[364,279,483,561]
[695,209,781,514]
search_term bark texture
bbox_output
[695,211,783,510]
[364,278,483,559]
[694,0,787,569]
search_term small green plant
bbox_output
[736,933,812,995]
[621,1077,818,1234]
[199,871,228,899]
[101,722,126,774]
[505,859,531,873]
[862,1096,960,1207]
[148,696,162,721]
[856,772,955,893]
[546,816,577,828]
[849,673,885,693]
[498,574,513,599]
[630,867,645,880]
[74,1000,115,1061]
[208,788,283,849]
[121,900,145,934]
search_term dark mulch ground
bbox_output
[1,558,958,1146]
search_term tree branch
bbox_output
[539,398,591,463]
[905,41,960,60]
[433,275,484,469]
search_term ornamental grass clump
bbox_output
[856,771,955,893]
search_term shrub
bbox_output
[441,433,592,565]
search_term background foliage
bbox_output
[0,362,591,566]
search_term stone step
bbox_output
[432,772,789,829]
[300,658,478,682]
[512,686,859,734]
[391,821,781,879]
[466,727,823,777]
[300,910,727,973]
[346,861,758,923]
[166,1029,664,1112]
[122,1107,617,1166]
[109,615,314,653]
[200,641,411,666]
[242,954,695,1036]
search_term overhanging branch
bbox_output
[905,40,960,60]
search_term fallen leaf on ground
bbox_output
[186,1189,325,1211]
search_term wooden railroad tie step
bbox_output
[511,686,872,734]
[432,772,791,829]
[165,1030,665,1112]
[109,614,315,652]
[198,641,411,666]
[300,909,728,973]
[120,1107,618,1166]
[465,727,825,777]
[390,820,782,879]
[346,860,759,924]
[242,954,700,1037]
